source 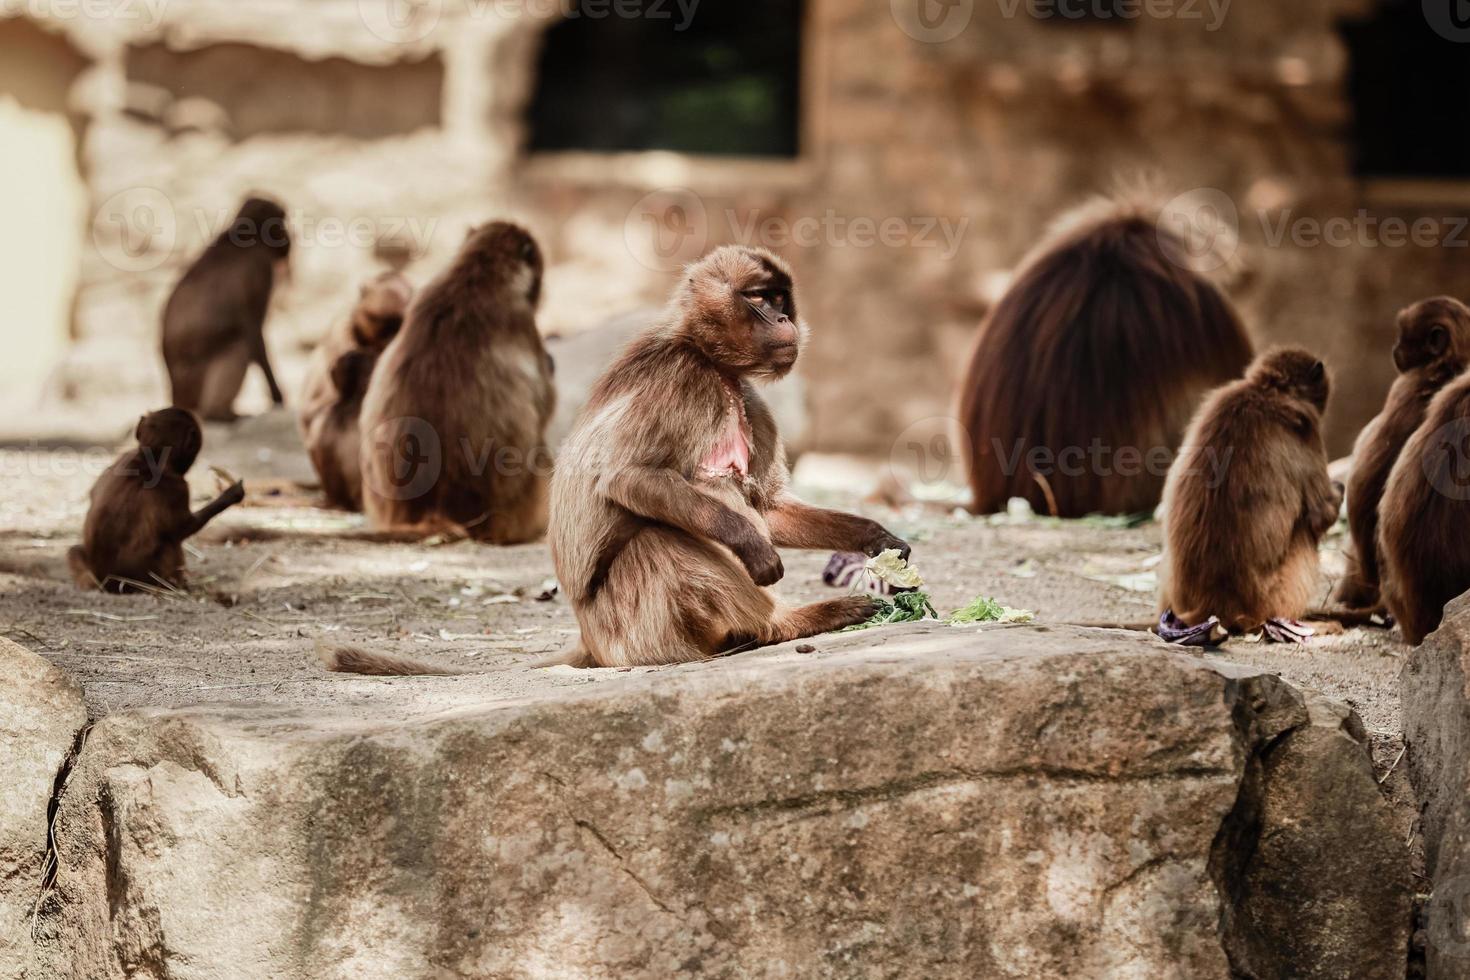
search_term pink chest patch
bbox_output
[699,386,752,480]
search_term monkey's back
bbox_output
[297,319,359,443]
[307,399,366,511]
[1343,373,1440,598]
[961,199,1252,517]
[1380,373,1470,643]
[161,243,275,365]
[359,279,553,535]
[78,454,188,589]
[1162,382,1317,628]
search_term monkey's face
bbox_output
[685,246,805,380]
[135,408,203,474]
[1394,297,1469,372]
[462,222,544,307]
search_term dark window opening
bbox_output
[1028,0,1137,26]
[1341,0,1470,179]
[526,0,803,158]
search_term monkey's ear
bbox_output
[135,416,146,441]
[1429,325,1450,358]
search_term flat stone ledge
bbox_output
[23,624,1410,979]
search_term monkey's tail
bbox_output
[533,642,596,669]
[316,643,461,676]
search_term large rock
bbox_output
[1403,595,1470,976]
[35,625,1407,979]
[546,309,811,456]
[0,639,87,979]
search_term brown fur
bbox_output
[549,245,909,668]
[1159,348,1340,632]
[1334,296,1470,610]
[162,197,291,421]
[1379,370,1470,645]
[359,222,555,543]
[68,408,244,592]
[319,645,459,676]
[959,196,1253,516]
[300,273,414,510]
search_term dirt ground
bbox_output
[0,410,1420,863]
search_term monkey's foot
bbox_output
[1262,618,1315,644]
[1156,610,1227,647]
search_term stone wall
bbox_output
[6,0,1469,455]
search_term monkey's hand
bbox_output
[862,527,912,561]
[222,481,246,506]
[734,535,784,587]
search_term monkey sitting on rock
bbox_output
[1157,348,1341,644]
[68,408,245,593]
[548,245,911,668]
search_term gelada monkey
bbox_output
[300,272,415,510]
[298,271,414,436]
[548,245,911,668]
[162,197,291,421]
[1379,368,1470,645]
[68,408,245,593]
[1334,296,1470,611]
[359,222,554,542]
[1158,348,1341,644]
[305,349,377,511]
[959,196,1252,517]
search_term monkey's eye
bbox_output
[743,289,786,312]
[519,240,536,262]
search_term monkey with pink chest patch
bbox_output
[549,245,911,668]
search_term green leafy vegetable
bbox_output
[840,591,939,632]
[948,596,1036,625]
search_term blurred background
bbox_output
[1,0,1468,459]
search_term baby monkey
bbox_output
[550,245,910,667]
[68,408,245,592]
[1158,348,1341,644]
